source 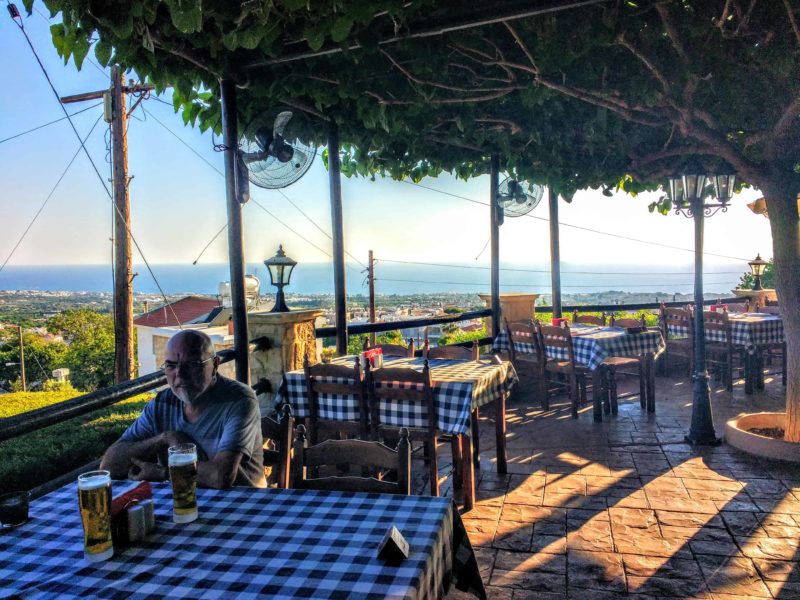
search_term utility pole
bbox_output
[61,66,153,384]
[368,250,376,346]
[17,325,26,392]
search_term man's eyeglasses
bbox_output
[160,356,215,373]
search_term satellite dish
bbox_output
[496,176,544,224]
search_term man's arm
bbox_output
[100,431,193,479]
[197,450,243,489]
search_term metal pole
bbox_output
[18,325,26,392]
[111,65,133,383]
[489,155,501,337]
[221,79,250,384]
[686,198,719,444]
[328,123,348,356]
[549,188,562,319]
[368,250,376,347]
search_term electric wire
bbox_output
[250,199,332,257]
[0,102,102,145]
[0,116,103,275]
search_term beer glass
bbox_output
[168,443,198,523]
[77,470,113,562]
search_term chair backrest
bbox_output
[610,314,646,328]
[368,360,435,438]
[722,301,750,313]
[703,310,732,344]
[538,322,578,365]
[660,305,693,339]
[303,354,368,442]
[572,310,606,326]
[291,424,411,494]
[363,338,415,358]
[424,340,478,361]
[504,318,543,365]
[761,305,781,315]
[765,298,779,307]
[260,403,294,489]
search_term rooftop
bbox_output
[133,296,221,328]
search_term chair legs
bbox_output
[429,436,439,497]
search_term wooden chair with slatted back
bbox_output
[610,314,647,328]
[505,318,549,410]
[367,360,444,496]
[537,322,590,419]
[703,310,746,391]
[424,340,479,361]
[303,354,369,445]
[363,337,415,358]
[291,424,411,494]
[600,318,649,414]
[722,301,750,314]
[572,310,606,326]
[659,305,694,376]
[260,403,294,489]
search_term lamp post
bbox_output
[668,165,736,445]
[748,254,768,291]
[264,245,297,313]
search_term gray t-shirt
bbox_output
[120,375,265,487]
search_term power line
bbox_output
[250,199,332,258]
[0,116,103,275]
[0,102,102,145]
[402,180,752,262]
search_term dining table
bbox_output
[0,481,486,599]
[274,356,519,511]
[493,324,666,422]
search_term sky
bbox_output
[0,10,775,284]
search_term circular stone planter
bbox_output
[725,412,800,463]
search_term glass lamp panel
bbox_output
[267,264,281,286]
[713,174,735,202]
[669,177,684,204]
[282,264,295,285]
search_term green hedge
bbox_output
[0,391,152,494]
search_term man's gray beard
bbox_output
[175,388,197,405]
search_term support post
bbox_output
[18,325,26,392]
[548,188,562,319]
[221,79,249,384]
[686,198,719,444]
[328,123,348,356]
[111,65,133,383]
[489,155,501,337]
[368,250,376,347]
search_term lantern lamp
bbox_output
[264,245,297,312]
[748,254,768,291]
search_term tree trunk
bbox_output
[762,176,800,441]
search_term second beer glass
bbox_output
[168,443,198,523]
[77,470,113,562]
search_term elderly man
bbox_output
[101,329,265,488]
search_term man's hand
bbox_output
[159,430,195,450]
[128,458,167,482]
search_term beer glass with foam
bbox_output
[77,470,113,562]
[168,443,198,523]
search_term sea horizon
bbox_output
[0,261,749,296]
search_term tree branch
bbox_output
[784,0,800,46]
[616,34,669,94]
[502,21,539,74]
[654,2,690,63]
[365,88,515,105]
[151,37,219,78]
[771,94,800,140]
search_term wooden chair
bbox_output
[610,314,646,328]
[291,424,411,494]
[505,318,549,410]
[538,322,591,419]
[363,337,415,358]
[367,360,445,496]
[303,354,369,445]
[424,340,479,361]
[703,310,746,391]
[572,310,606,326]
[659,305,694,376]
[260,403,294,489]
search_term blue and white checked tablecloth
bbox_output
[493,326,665,371]
[668,313,784,354]
[275,356,518,436]
[0,482,484,600]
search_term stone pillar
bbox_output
[478,293,540,337]
[248,309,324,413]
[732,288,777,309]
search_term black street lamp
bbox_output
[748,254,768,291]
[264,245,297,313]
[668,163,735,445]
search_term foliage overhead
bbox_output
[34,0,800,202]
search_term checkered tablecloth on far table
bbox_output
[0,481,485,600]
[493,325,665,371]
[668,313,784,354]
[275,356,518,435]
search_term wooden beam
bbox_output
[328,123,348,356]
[490,154,501,336]
[221,79,250,384]
[548,188,562,319]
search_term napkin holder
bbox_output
[361,348,384,369]
[625,326,646,334]
[551,318,568,327]
[111,482,155,545]
[377,526,409,564]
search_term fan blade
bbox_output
[273,111,293,138]
[254,127,273,152]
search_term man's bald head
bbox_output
[166,329,215,359]
[164,330,218,405]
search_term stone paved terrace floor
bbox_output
[433,368,800,599]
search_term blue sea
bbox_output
[0,262,747,296]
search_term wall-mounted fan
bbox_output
[496,176,544,224]
[237,110,316,192]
